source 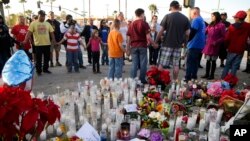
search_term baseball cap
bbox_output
[221,12,227,16]
[169,1,180,11]
[233,10,247,19]
[38,10,46,16]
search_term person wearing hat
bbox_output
[221,10,250,79]
[23,10,56,76]
[156,0,190,81]
[219,12,231,68]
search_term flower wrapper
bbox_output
[2,50,34,86]
[149,130,163,141]
[137,128,151,139]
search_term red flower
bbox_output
[161,121,169,128]
[160,70,171,85]
[148,78,157,85]
[224,73,238,86]
[147,92,161,101]
[146,66,171,86]
[0,86,61,140]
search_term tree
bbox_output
[9,13,18,27]
[25,9,33,18]
[19,0,27,15]
[148,4,158,18]
[4,4,10,26]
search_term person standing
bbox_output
[202,12,226,80]
[150,15,161,32]
[185,7,206,81]
[117,12,129,61]
[99,19,110,65]
[60,14,85,68]
[58,25,85,73]
[127,8,157,83]
[221,11,250,78]
[47,11,62,67]
[81,18,98,65]
[219,12,231,67]
[11,15,32,59]
[23,10,56,76]
[242,10,250,73]
[87,30,102,73]
[0,18,13,76]
[156,1,190,81]
[107,19,125,79]
[148,24,160,65]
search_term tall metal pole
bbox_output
[118,0,120,12]
[50,1,53,11]
[0,3,5,23]
[217,0,221,11]
[106,4,109,18]
[125,0,127,19]
[88,0,90,18]
[83,0,85,18]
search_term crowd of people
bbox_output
[0,0,250,84]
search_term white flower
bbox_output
[148,111,157,118]
[155,112,161,120]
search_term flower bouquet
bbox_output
[0,86,61,140]
[146,66,171,90]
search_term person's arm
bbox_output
[57,38,65,45]
[126,36,131,56]
[188,28,197,42]
[60,22,68,33]
[75,23,82,33]
[155,26,165,43]
[86,38,91,47]
[23,31,32,44]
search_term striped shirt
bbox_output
[64,32,81,52]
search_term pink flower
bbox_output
[207,82,223,97]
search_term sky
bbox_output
[3,0,250,21]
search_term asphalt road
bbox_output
[1,48,250,95]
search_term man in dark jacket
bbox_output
[47,11,62,67]
[81,18,98,64]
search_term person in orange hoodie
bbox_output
[107,19,125,79]
[221,11,250,78]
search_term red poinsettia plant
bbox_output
[223,73,238,87]
[0,86,60,141]
[146,66,171,86]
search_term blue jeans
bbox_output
[108,57,123,79]
[67,51,79,72]
[185,48,202,81]
[102,45,109,65]
[78,45,83,66]
[130,47,148,83]
[221,52,243,78]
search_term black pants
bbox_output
[149,46,160,65]
[92,51,100,72]
[35,45,50,73]
[87,46,92,64]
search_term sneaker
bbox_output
[97,71,102,74]
[43,70,52,74]
[79,65,86,69]
[198,65,203,69]
[56,62,62,66]
[50,62,54,67]
[75,70,80,73]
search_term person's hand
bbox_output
[153,43,158,49]
[126,49,131,56]
[22,40,27,45]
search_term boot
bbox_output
[208,61,216,80]
[201,60,210,78]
